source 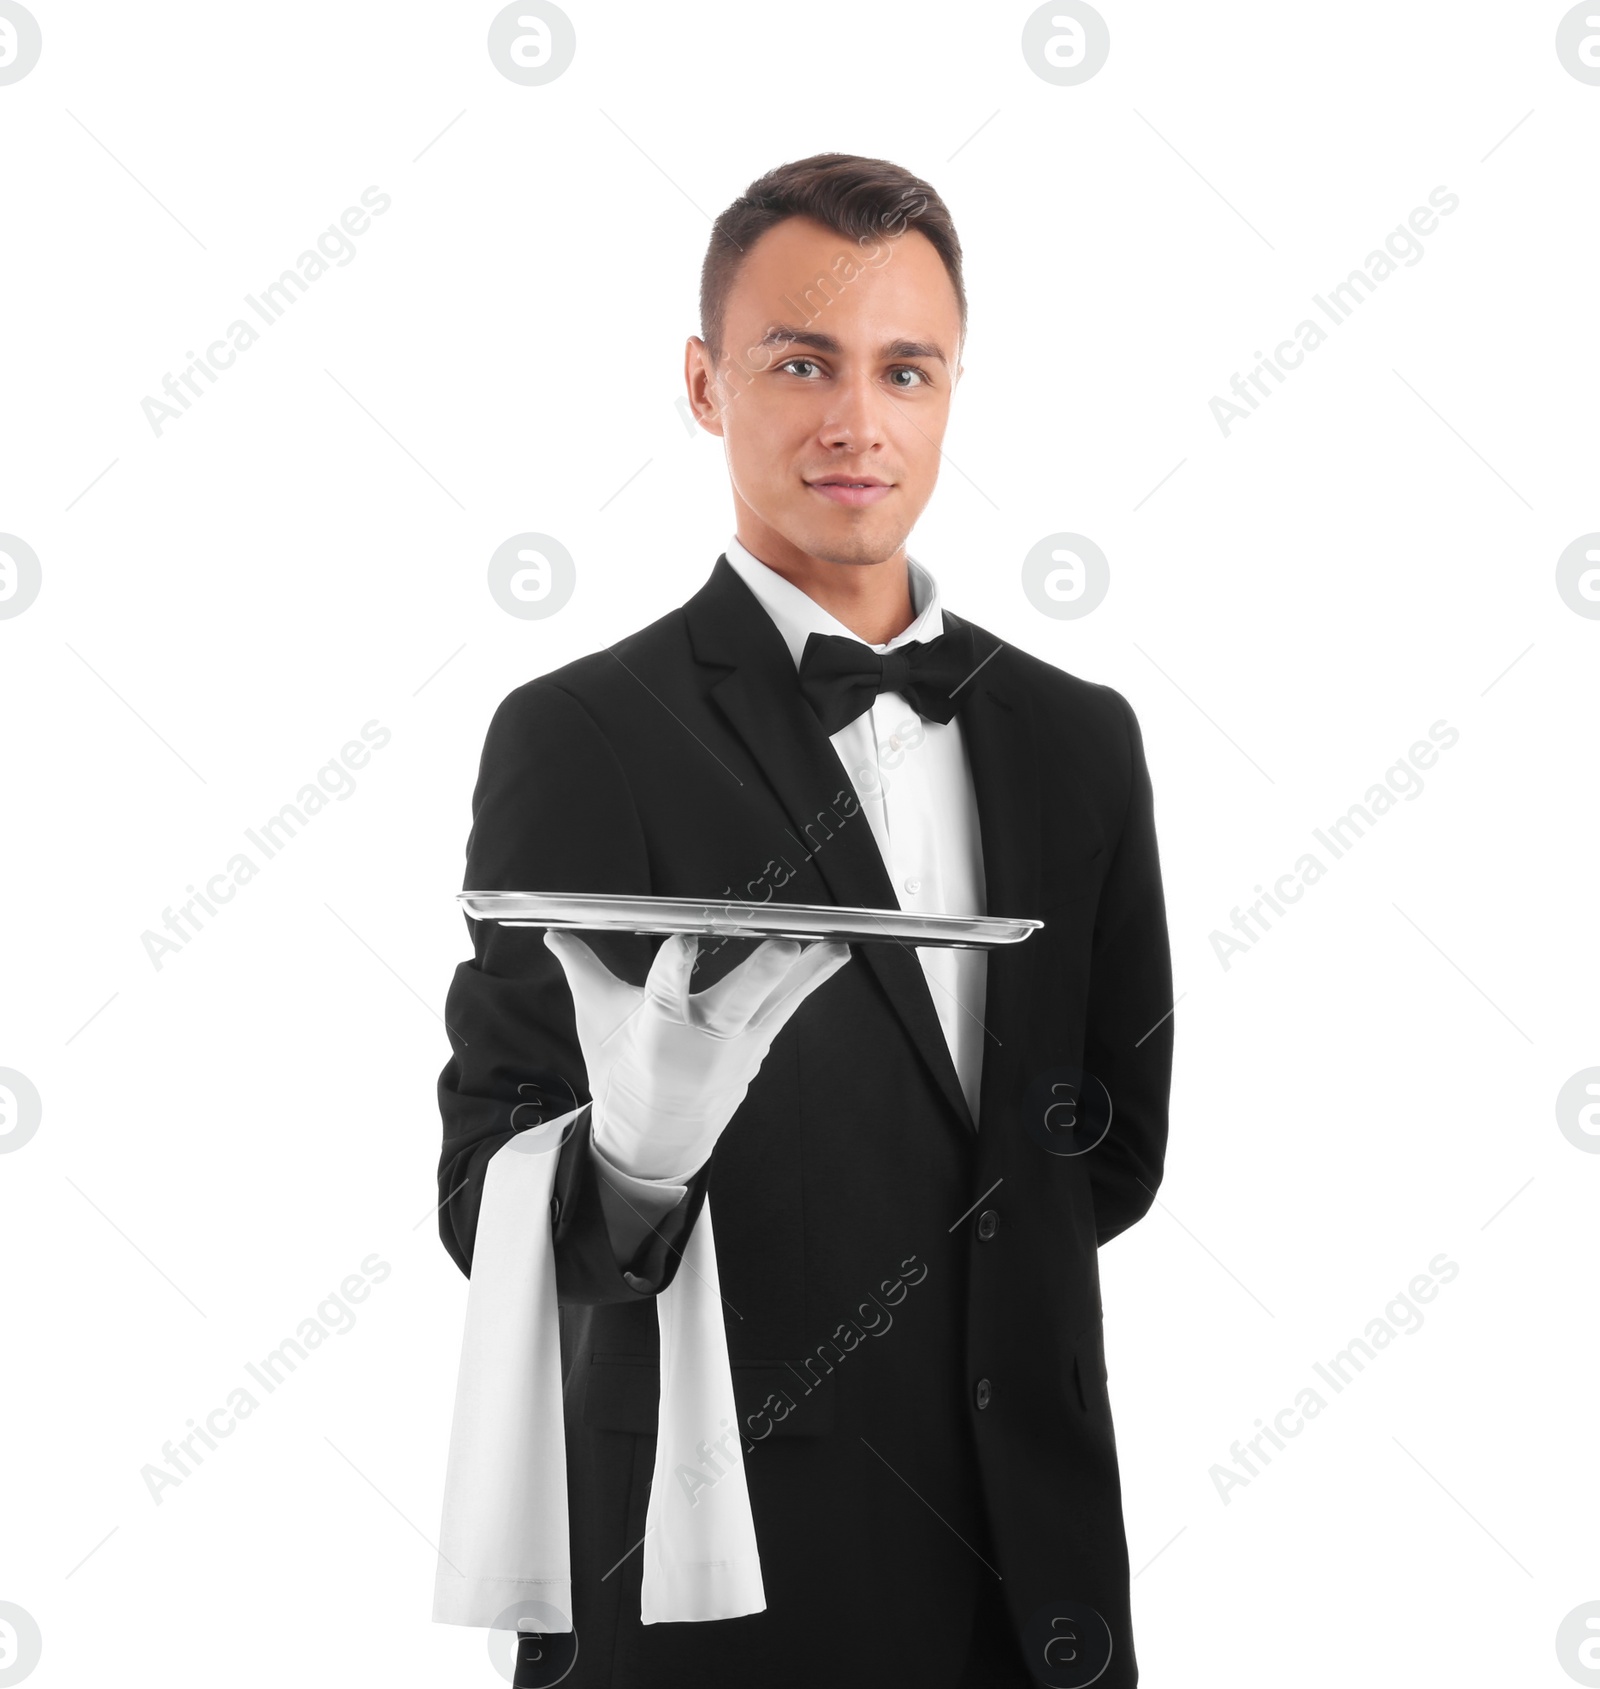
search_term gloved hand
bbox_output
[544,929,852,1182]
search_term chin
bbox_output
[801,520,909,569]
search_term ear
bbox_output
[684,336,727,438]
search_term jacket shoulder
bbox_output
[952,612,1137,740]
[486,601,691,726]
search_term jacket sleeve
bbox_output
[435,679,711,1302]
[1083,688,1174,1246]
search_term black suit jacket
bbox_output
[437,555,1173,1688]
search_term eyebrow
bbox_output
[757,324,949,367]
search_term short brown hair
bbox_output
[699,153,966,362]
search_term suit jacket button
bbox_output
[549,1194,561,1226]
[974,1377,993,1410]
[976,1209,999,1241]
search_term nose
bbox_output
[817,367,887,455]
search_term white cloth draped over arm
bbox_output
[432,1109,766,1631]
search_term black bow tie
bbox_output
[796,625,976,737]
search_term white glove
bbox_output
[543,929,852,1182]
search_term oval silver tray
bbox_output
[459,891,1041,950]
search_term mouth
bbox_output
[805,475,894,508]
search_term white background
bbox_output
[2,2,1597,1684]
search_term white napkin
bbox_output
[432,1110,766,1631]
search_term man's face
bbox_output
[687,214,963,569]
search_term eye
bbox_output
[887,366,930,388]
[779,358,823,378]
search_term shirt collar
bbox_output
[722,533,945,674]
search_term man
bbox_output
[437,154,1172,1688]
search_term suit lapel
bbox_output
[945,609,1041,1138]
[683,558,1040,1142]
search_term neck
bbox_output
[734,513,915,646]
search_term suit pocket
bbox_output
[583,1354,835,1439]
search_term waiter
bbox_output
[437,152,1173,1688]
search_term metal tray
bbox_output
[459,891,1041,950]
